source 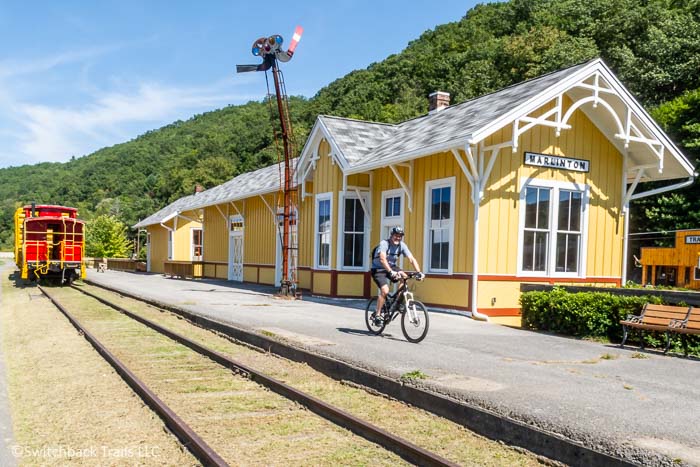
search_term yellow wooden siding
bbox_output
[313,271,332,295]
[259,267,275,285]
[173,216,201,261]
[147,226,168,273]
[336,274,364,296]
[303,139,343,270]
[641,230,700,289]
[243,195,276,266]
[298,193,314,268]
[203,206,228,262]
[297,268,311,290]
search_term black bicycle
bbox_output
[364,271,429,343]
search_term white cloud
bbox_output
[13,82,258,165]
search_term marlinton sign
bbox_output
[524,152,590,173]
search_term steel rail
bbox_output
[38,285,229,467]
[71,284,459,467]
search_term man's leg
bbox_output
[374,284,389,317]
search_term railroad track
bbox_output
[38,284,459,467]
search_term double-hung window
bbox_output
[425,178,455,273]
[381,189,404,239]
[340,193,368,269]
[315,193,332,269]
[191,228,203,261]
[519,180,587,276]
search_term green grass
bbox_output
[400,370,428,382]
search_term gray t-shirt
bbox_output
[371,239,412,270]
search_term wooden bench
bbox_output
[620,304,691,353]
[669,307,700,356]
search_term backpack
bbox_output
[370,239,403,263]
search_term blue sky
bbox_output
[0,1,483,169]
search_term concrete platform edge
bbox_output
[85,279,639,467]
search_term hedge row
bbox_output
[519,287,699,356]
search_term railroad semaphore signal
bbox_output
[237,26,303,297]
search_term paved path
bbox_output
[87,270,700,466]
[0,263,17,467]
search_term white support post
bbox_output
[452,143,493,322]
[621,203,630,285]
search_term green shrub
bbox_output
[520,287,699,356]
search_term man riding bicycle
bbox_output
[370,226,424,322]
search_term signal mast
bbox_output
[237,27,303,297]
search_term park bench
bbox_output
[669,307,700,356]
[620,304,691,354]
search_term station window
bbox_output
[424,178,455,273]
[695,268,700,281]
[315,194,332,269]
[381,189,404,240]
[519,180,588,276]
[341,194,368,268]
[191,228,203,261]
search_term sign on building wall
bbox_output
[685,235,700,244]
[524,152,590,173]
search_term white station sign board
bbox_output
[524,152,590,173]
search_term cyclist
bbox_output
[370,226,424,322]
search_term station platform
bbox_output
[86,269,700,466]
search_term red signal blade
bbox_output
[287,25,303,57]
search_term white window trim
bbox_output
[167,230,173,261]
[337,191,371,271]
[424,177,456,274]
[516,177,590,278]
[380,189,405,239]
[314,192,333,270]
[190,227,203,261]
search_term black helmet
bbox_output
[390,226,404,237]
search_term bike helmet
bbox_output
[390,226,404,237]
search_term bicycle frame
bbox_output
[383,278,415,323]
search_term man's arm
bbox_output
[379,252,393,273]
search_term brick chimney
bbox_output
[428,91,450,113]
[194,184,204,194]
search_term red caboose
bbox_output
[14,204,86,283]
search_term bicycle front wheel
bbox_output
[401,300,429,343]
[365,297,387,335]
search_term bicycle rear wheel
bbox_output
[365,297,387,335]
[401,300,429,343]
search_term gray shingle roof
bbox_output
[318,61,593,172]
[133,193,199,228]
[318,116,397,166]
[135,162,287,228]
[184,162,285,211]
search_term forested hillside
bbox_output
[1,0,699,249]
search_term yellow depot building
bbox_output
[136,59,694,319]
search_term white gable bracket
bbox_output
[259,194,276,223]
[214,205,227,222]
[229,202,242,218]
[389,164,413,213]
[354,188,371,222]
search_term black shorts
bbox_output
[371,269,398,288]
